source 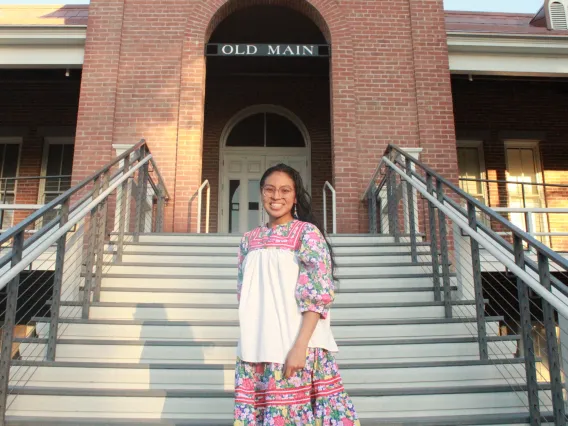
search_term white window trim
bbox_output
[457,140,487,204]
[38,136,75,206]
[503,139,549,244]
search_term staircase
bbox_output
[5,233,554,425]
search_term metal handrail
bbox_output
[0,139,146,246]
[0,154,151,291]
[323,181,337,234]
[385,144,568,272]
[196,179,210,234]
[383,156,568,318]
[460,177,568,189]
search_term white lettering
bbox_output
[302,45,315,56]
[247,45,258,55]
[284,46,294,55]
[235,44,246,55]
[268,45,280,55]
[221,45,234,55]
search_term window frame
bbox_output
[0,137,23,230]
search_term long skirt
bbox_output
[234,348,360,425]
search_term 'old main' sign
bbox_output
[206,44,330,57]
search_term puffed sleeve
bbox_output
[296,223,335,319]
[237,233,249,303]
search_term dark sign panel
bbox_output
[206,44,330,57]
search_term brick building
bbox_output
[1,0,568,239]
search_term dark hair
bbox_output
[260,163,337,280]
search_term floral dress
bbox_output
[234,220,360,425]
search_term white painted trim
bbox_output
[448,33,568,76]
[0,27,86,67]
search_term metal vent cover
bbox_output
[548,0,568,30]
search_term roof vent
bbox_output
[549,0,568,29]
[531,0,568,30]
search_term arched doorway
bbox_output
[202,4,332,233]
[219,105,310,233]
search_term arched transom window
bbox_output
[226,112,305,148]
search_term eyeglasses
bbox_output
[262,185,294,198]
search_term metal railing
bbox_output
[0,175,72,230]
[0,139,168,425]
[460,177,568,251]
[196,180,211,234]
[323,181,337,234]
[364,144,568,425]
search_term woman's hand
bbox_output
[283,344,307,378]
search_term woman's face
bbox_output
[261,171,297,224]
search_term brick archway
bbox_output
[174,0,359,233]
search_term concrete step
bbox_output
[34,317,503,341]
[96,286,455,304]
[123,233,418,245]
[113,252,433,265]
[57,301,479,321]
[10,359,527,391]
[5,387,552,421]
[101,262,440,277]
[17,338,518,364]
[98,275,456,290]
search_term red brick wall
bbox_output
[0,70,80,225]
[452,76,568,250]
[76,0,457,233]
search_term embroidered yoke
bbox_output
[236,220,338,364]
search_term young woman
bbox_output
[234,164,360,425]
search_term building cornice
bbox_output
[0,26,86,45]
[447,32,568,56]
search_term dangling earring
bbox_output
[293,204,298,219]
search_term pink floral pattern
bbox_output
[234,348,360,425]
[237,220,335,317]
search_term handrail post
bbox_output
[134,147,149,242]
[196,180,210,234]
[513,234,540,425]
[467,200,488,360]
[46,198,70,361]
[426,173,441,302]
[386,166,399,242]
[405,158,418,263]
[0,230,24,425]
[116,155,130,262]
[156,185,165,233]
[537,250,566,425]
[368,189,377,234]
[93,172,110,303]
[436,179,452,318]
[82,177,101,319]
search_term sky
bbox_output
[0,0,546,14]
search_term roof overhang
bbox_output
[1,25,568,77]
[0,26,86,68]
[447,32,568,77]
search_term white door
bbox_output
[221,153,309,233]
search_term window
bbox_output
[457,141,486,205]
[226,112,304,148]
[0,138,21,230]
[39,138,74,224]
